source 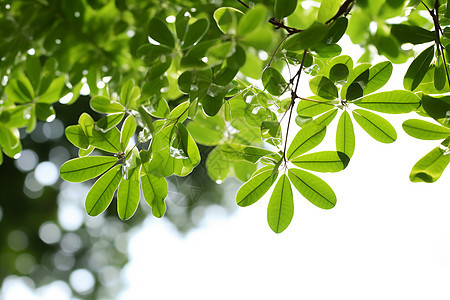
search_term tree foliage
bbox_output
[1,0,450,234]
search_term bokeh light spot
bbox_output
[35,161,59,186]
[69,269,95,294]
[39,222,61,244]
[14,149,39,172]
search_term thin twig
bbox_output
[282,51,308,163]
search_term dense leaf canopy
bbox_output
[1,0,450,241]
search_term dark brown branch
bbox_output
[325,0,355,25]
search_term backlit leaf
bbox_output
[352,109,397,143]
[287,124,326,160]
[60,156,118,182]
[402,119,450,140]
[291,151,350,172]
[288,168,336,209]
[267,174,294,233]
[236,167,277,207]
[410,147,450,182]
[336,111,355,158]
[85,165,122,216]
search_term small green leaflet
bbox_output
[238,4,268,37]
[262,67,288,96]
[352,90,421,114]
[402,119,450,140]
[309,76,338,99]
[60,156,118,182]
[85,165,122,216]
[267,174,294,233]
[120,115,137,151]
[390,24,435,45]
[287,124,326,160]
[317,0,341,24]
[283,23,328,51]
[140,166,168,218]
[410,147,450,183]
[236,167,277,207]
[336,111,355,158]
[364,61,393,95]
[352,109,397,143]
[148,18,175,48]
[288,168,336,209]
[291,151,350,172]
[274,0,298,19]
[117,167,140,220]
[90,95,125,114]
[404,45,434,91]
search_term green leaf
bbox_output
[187,110,225,146]
[140,166,168,218]
[60,156,118,182]
[85,165,122,216]
[288,168,336,209]
[329,63,349,82]
[65,125,89,149]
[317,0,341,24]
[90,95,125,114]
[352,90,421,113]
[238,4,268,36]
[120,115,136,151]
[283,23,328,51]
[352,109,397,143]
[313,108,338,126]
[90,127,121,153]
[291,151,350,172]
[0,125,20,154]
[5,73,35,103]
[236,167,277,207]
[410,147,450,182]
[37,76,65,104]
[274,0,298,19]
[182,18,209,49]
[25,55,41,90]
[309,76,338,99]
[404,45,434,91]
[120,79,140,108]
[287,124,326,160]
[206,146,230,182]
[421,94,450,124]
[175,9,190,42]
[35,103,55,122]
[364,61,393,95]
[267,174,294,233]
[96,113,125,132]
[117,167,140,220]
[402,119,450,140]
[391,24,435,44]
[205,41,234,66]
[336,111,355,158]
[434,55,446,91]
[262,67,288,96]
[148,18,175,48]
[79,146,94,157]
[213,7,243,35]
[297,97,334,117]
[172,123,200,169]
[326,17,348,44]
[221,143,273,163]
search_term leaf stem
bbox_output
[282,51,308,163]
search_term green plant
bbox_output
[1,0,450,233]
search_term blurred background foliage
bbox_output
[0,0,431,297]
